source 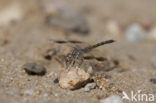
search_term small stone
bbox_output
[53,78,59,84]
[125,23,146,42]
[84,83,96,92]
[25,89,34,96]
[150,78,156,84]
[41,0,90,34]
[105,20,122,37]
[0,2,22,26]
[100,95,123,103]
[59,67,91,90]
[22,62,46,76]
[87,66,93,75]
[54,93,58,97]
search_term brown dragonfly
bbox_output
[49,39,115,69]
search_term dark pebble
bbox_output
[22,62,46,76]
[53,78,59,84]
[150,78,156,84]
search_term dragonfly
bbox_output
[51,39,115,69]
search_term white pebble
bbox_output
[87,66,93,74]
[84,83,96,92]
[100,95,123,103]
[126,23,146,42]
[0,2,22,26]
[54,93,58,97]
[25,89,34,96]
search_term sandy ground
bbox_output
[0,0,156,103]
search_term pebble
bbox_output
[59,67,91,90]
[105,20,122,37]
[41,0,90,34]
[25,89,34,96]
[54,93,58,97]
[0,2,22,26]
[150,78,156,84]
[125,23,146,42]
[87,66,94,75]
[99,95,123,103]
[84,83,96,92]
[53,77,59,84]
[22,62,46,76]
